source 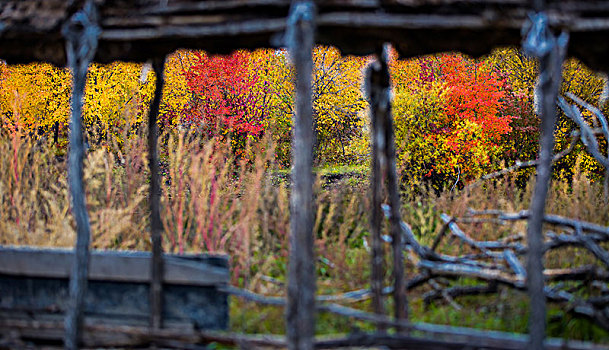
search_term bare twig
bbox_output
[468,210,609,238]
[467,130,579,189]
[566,91,609,202]
[440,214,502,259]
[423,283,497,306]
[559,97,609,169]
[431,217,453,252]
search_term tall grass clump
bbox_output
[160,131,291,285]
[0,123,72,246]
[158,131,374,288]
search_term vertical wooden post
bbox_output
[366,45,408,331]
[62,2,99,349]
[380,46,408,327]
[366,48,387,331]
[148,57,166,331]
[286,2,316,350]
[522,12,568,350]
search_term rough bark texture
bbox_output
[286,2,316,350]
[63,2,99,349]
[0,1,608,74]
[148,57,165,331]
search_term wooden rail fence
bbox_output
[1,0,609,349]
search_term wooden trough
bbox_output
[0,246,229,347]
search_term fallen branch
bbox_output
[468,209,609,238]
[423,283,498,306]
[467,130,580,189]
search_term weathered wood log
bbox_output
[0,246,230,346]
[4,317,606,350]
[0,320,272,349]
[217,286,609,350]
[1,1,609,74]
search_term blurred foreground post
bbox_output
[380,46,409,328]
[366,48,387,331]
[62,2,100,349]
[522,11,568,350]
[148,57,166,331]
[286,1,317,350]
[366,45,408,332]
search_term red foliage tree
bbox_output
[183,51,267,157]
[437,55,514,170]
[393,53,516,190]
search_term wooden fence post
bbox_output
[522,11,568,350]
[366,48,387,331]
[62,2,100,349]
[380,46,409,327]
[286,1,316,350]
[366,44,408,331]
[148,57,166,331]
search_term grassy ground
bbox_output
[1,129,609,345]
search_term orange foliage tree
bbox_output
[392,53,517,190]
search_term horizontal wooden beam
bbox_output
[0,0,609,73]
[0,245,229,286]
[2,317,607,350]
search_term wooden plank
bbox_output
[0,277,228,332]
[0,246,230,344]
[0,246,229,286]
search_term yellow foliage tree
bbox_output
[0,62,71,140]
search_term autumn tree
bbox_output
[159,50,199,129]
[392,53,515,190]
[182,51,268,159]
[0,62,71,142]
[311,47,368,164]
[82,62,155,148]
[490,47,609,182]
[247,47,368,165]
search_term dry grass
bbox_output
[3,122,609,282]
[0,126,73,247]
[2,121,609,340]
